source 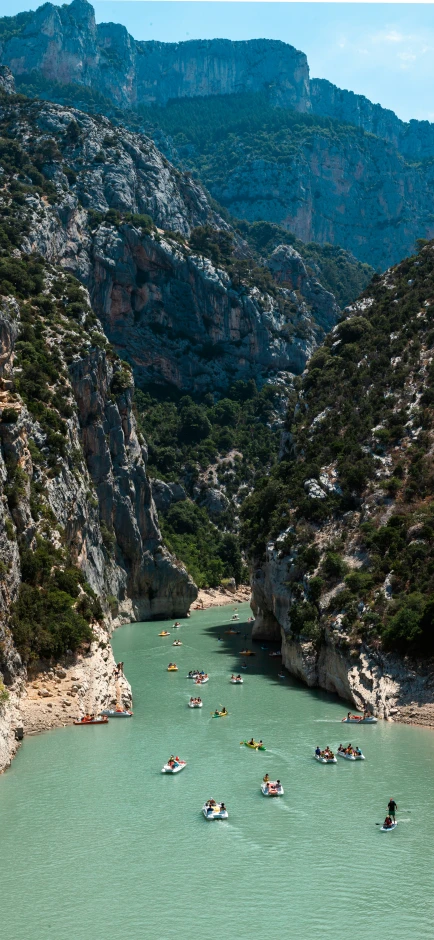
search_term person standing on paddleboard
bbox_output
[388,798,397,821]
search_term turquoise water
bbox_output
[1,603,434,940]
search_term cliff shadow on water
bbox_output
[202,614,349,711]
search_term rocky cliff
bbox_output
[244,240,434,724]
[310,78,434,161]
[0,0,310,110]
[0,85,341,393]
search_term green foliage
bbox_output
[235,220,373,309]
[0,11,33,43]
[161,501,243,589]
[11,538,94,663]
[241,239,434,657]
[0,680,9,705]
[190,225,234,267]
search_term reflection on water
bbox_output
[1,602,433,940]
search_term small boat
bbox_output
[315,753,337,763]
[230,677,243,684]
[188,700,203,708]
[381,822,397,832]
[261,646,268,651]
[159,631,170,637]
[241,740,266,750]
[100,709,133,718]
[338,747,365,761]
[172,640,182,646]
[261,781,284,797]
[225,629,238,635]
[73,716,108,726]
[202,802,228,820]
[195,675,209,684]
[342,716,377,724]
[187,672,200,679]
[161,759,187,774]
[278,673,286,679]
[269,651,282,658]
[172,623,181,629]
[240,649,255,656]
[167,664,178,672]
[231,615,239,621]
[212,709,228,718]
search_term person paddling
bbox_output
[388,798,397,821]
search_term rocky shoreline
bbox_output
[251,597,434,730]
[0,623,132,774]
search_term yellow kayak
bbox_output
[212,710,228,718]
[159,631,170,636]
[241,740,266,750]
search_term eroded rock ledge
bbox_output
[251,554,434,727]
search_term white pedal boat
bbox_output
[381,822,397,831]
[338,749,365,760]
[194,676,209,684]
[230,677,243,684]
[188,700,203,708]
[261,782,284,796]
[161,760,187,774]
[202,803,228,820]
[342,716,377,724]
[100,709,133,718]
[315,754,337,764]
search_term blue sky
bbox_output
[5,2,434,122]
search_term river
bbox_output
[1,603,434,939]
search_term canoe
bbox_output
[212,711,228,718]
[73,717,108,725]
[381,822,397,831]
[100,709,133,718]
[315,754,337,763]
[261,782,284,796]
[188,701,203,708]
[342,716,377,724]
[240,650,255,656]
[230,678,243,684]
[159,631,170,636]
[202,803,228,820]
[242,740,266,750]
[161,760,187,774]
[167,665,178,672]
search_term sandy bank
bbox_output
[194,585,251,609]
[17,626,132,740]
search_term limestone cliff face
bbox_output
[248,242,434,724]
[1,94,339,392]
[211,134,434,271]
[310,78,434,161]
[0,0,310,110]
[251,544,434,723]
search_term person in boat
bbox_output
[354,746,362,756]
[236,675,242,680]
[220,803,226,812]
[388,798,397,821]
[258,740,263,747]
[383,815,393,829]
[264,782,270,793]
[315,746,321,757]
[248,738,255,746]
[276,780,281,788]
[263,773,270,783]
